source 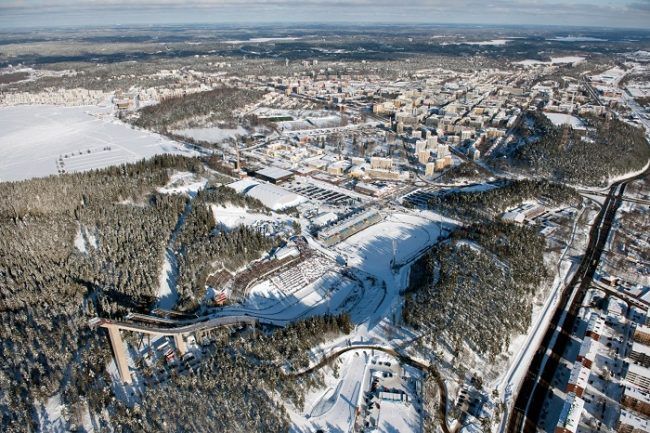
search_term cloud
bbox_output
[629,0,650,11]
[0,0,648,28]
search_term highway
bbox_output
[507,167,647,433]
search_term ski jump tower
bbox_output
[90,317,189,384]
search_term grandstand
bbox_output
[318,208,383,246]
[270,256,332,294]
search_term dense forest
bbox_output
[404,178,578,360]
[94,314,352,432]
[426,179,580,222]
[132,87,263,131]
[404,221,546,359]
[508,111,650,186]
[173,186,277,311]
[0,155,284,432]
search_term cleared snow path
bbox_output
[155,199,192,310]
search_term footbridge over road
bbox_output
[90,314,285,384]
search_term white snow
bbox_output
[551,56,586,64]
[36,394,66,433]
[515,56,585,66]
[156,250,179,311]
[210,203,295,232]
[74,224,98,253]
[157,171,208,195]
[173,126,248,142]
[211,203,270,229]
[548,36,607,42]
[463,39,510,46]
[0,105,195,182]
[224,37,301,44]
[74,226,87,253]
[336,212,445,276]
[543,112,585,128]
[376,399,421,433]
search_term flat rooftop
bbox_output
[256,166,294,180]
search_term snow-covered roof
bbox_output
[578,337,598,361]
[228,179,304,211]
[586,312,605,336]
[556,393,584,433]
[624,384,650,405]
[228,178,260,194]
[567,363,590,390]
[619,408,650,431]
[256,166,294,180]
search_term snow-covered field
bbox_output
[210,203,296,236]
[173,125,248,142]
[544,112,585,128]
[0,105,195,182]
[336,212,445,276]
[463,39,510,46]
[515,56,585,66]
[224,37,301,44]
[212,203,273,229]
[158,171,208,195]
[548,36,607,42]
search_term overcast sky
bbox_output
[1,0,649,29]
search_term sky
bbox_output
[1,0,649,29]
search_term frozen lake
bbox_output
[0,104,195,182]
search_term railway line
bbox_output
[507,166,648,433]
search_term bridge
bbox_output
[90,314,285,383]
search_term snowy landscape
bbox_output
[1,14,650,433]
[0,105,195,182]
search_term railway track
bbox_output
[507,167,648,433]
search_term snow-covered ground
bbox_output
[543,112,585,128]
[289,350,423,433]
[514,56,585,66]
[173,125,248,142]
[211,203,286,228]
[73,224,98,254]
[336,211,447,277]
[156,250,179,311]
[0,105,195,182]
[224,37,301,44]
[158,171,208,195]
[548,36,607,42]
[463,39,510,46]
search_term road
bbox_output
[507,167,647,433]
[581,75,604,107]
